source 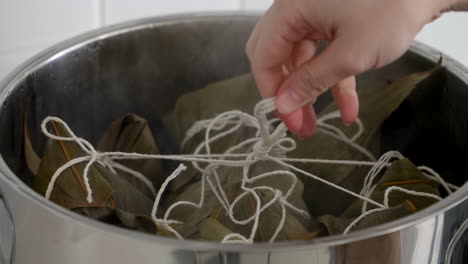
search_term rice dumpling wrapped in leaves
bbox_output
[160,62,445,241]
[163,74,261,145]
[34,121,115,218]
[158,130,317,241]
[24,58,450,243]
[289,61,442,216]
[29,115,163,234]
[163,74,262,192]
[214,160,317,242]
[318,158,441,235]
[162,79,317,241]
[97,114,162,198]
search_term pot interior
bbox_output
[0,15,467,242]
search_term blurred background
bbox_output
[1,0,467,80]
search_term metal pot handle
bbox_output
[0,196,15,264]
[445,218,468,264]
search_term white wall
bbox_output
[0,0,467,79]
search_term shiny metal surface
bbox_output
[446,218,468,264]
[0,196,14,264]
[0,12,467,264]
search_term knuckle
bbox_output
[293,69,328,100]
[339,52,368,76]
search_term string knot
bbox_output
[253,140,273,158]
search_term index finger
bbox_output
[250,3,309,98]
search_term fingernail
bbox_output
[343,121,352,127]
[277,89,305,114]
[301,122,317,138]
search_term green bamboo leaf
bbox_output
[95,165,154,216]
[200,218,234,242]
[319,158,440,235]
[341,159,440,218]
[35,121,114,210]
[161,169,230,238]
[97,114,162,198]
[318,202,414,235]
[112,209,158,233]
[162,74,261,192]
[289,60,442,216]
[166,159,316,242]
[72,207,158,234]
[163,74,260,144]
[216,184,314,242]
[35,120,155,221]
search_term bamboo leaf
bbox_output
[112,209,158,233]
[319,158,440,235]
[35,121,114,210]
[95,165,154,216]
[318,202,415,235]
[200,218,234,242]
[97,114,162,198]
[341,159,440,218]
[162,74,261,191]
[289,60,442,216]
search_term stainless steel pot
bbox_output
[0,13,467,264]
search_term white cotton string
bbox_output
[343,208,387,235]
[272,157,386,209]
[317,110,365,142]
[42,117,158,202]
[418,166,456,193]
[361,151,404,196]
[383,186,443,207]
[269,202,287,243]
[41,97,455,243]
[45,156,91,200]
[151,163,187,238]
[360,151,404,213]
[343,184,444,235]
[316,110,376,161]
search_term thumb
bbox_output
[276,39,368,114]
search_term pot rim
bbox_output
[0,11,467,252]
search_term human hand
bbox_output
[246,0,459,138]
